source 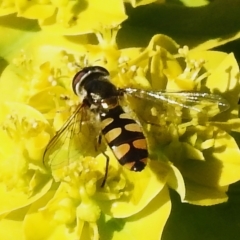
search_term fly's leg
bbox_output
[98,134,102,145]
[137,114,161,127]
[96,134,110,187]
[101,151,110,188]
[95,134,102,151]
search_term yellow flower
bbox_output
[164,47,240,205]
[0,23,173,239]
[0,0,127,34]
[1,2,240,240]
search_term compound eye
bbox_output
[72,69,88,95]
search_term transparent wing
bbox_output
[123,88,229,120]
[43,104,101,170]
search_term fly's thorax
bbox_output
[99,97,119,110]
[78,79,118,107]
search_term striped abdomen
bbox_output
[100,105,148,171]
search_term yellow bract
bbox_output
[0,7,240,237]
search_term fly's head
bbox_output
[72,66,110,97]
[72,66,119,109]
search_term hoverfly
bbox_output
[43,66,229,186]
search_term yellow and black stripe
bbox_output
[100,105,148,171]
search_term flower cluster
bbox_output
[0,1,240,240]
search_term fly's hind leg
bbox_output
[101,151,110,188]
[96,134,110,188]
[94,133,102,152]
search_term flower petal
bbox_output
[98,185,171,240]
[0,178,52,215]
[0,209,25,240]
[97,160,170,218]
[184,179,228,205]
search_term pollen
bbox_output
[2,114,41,140]
[120,67,127,74]
[130,65,137,72]
[151,107,158,116]
[12,50,31,67]
[67,62,77,72]
[118,56,129,64]
[178,45,189,56]
[30,119,38,129]
[47,75,54,82]
[47,75,58,87]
